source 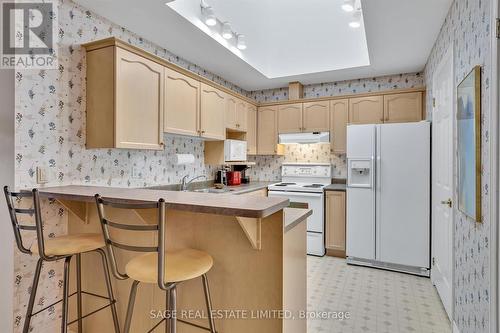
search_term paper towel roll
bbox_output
[175,153,195,165]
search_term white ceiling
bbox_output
[168,0,370,79]
[73,0,452,91]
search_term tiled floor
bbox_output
[307,256,451,333]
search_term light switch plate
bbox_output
[36,166,48,184]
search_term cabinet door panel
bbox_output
[201,83,226,140]
[326,191,346,254]
[164,68,200,136]
[225,95,238,130]
[258,106,278,154]
[246,105,257,155]
[236,100,248,131]
[330,99,348,154]
[383,92,423,123]
[115,48,164,149]
[349,96,384,124]
[278,103,303,133]
[303,101,330,132]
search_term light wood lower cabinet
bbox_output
[330,99,348,154]
[349,95,384,124]
[383,92,423,123]
[278,103,303,133]
[302,101,330,132]
[200,83,226,140]
[258,106,279,154]
[86,46,164,150]
[325,191,346,257]
[246,104,257,155]
[164,67,200,136]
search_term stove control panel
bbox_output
[282,164,332,178]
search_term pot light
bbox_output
[203,6,216,26]
[236,34,247,50]
[349,10,361,28]
[341,0,355,12]
[222,22,233,39]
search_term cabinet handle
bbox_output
[201,130,206,134]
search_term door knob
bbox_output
[440,198,452,208]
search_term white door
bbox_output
[431,46,454,320]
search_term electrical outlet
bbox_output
[131,166,141,179]
[36,166,48,184]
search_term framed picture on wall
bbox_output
[457,65,481,222]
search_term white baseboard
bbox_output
[452,321,460,333]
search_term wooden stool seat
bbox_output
[125,248,213,284]
[31,233,104,256]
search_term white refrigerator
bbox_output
[346,122,430,276]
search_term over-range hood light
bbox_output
[278,132,330,144]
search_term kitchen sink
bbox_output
[191,187,233,194]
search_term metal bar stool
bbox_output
[94,194,217,333]
[4,187,120,333]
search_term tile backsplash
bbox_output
[247,144,347,182]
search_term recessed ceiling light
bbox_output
[349,10,361,28]
[222,22,233,39]
[203,6,217,26]
[341,0,355,12]
[237,35,247,50]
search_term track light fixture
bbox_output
[341,0,355,12]
[222,22,233,39]
[236,34,247,50]
[349,10,361,28]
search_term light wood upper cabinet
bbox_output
[164,67,200,136]
[325,191,346,256]
[225,95,238,130]
[383,92,423,123]
[258,106,279,154]
[303,101,330,132]
[86,46,164,150]
[349,96,384,124]
[200,83,226,140]
[330,99,348,154]
[225,97,248,131]
[278,103,303,133]
[246,104,257,155]
[236,100,248,131]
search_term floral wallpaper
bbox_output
[424,0,492,332]
[248,72,424,103]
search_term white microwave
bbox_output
[224,139,247,162]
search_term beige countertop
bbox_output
[283,208,312,232]
[38,185,288,218]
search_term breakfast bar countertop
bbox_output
[37,185,289,218]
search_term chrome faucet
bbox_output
[180,175,207,191]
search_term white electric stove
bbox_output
[268,163,332,256]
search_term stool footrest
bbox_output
[67,300,117,325]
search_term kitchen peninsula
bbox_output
[37,185,310,333]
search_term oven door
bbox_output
[268,190,324,233]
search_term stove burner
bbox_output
[275,182,297,186]
[302,184,324,188]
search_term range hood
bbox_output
[278,132,330,144]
